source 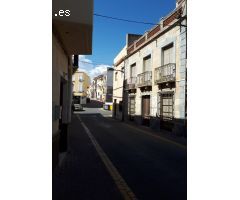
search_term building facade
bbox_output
[52,0,93,169]
[89,68,114,104]
[113,0,187,136]
[113,46,127,119]
[72,70,90,98]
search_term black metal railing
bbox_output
[137,71,152,87]
[154,63,176,84]
[126,77,137,90]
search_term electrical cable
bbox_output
[94,13,158,26]
[79,60,113,66]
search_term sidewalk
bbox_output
[52,114,123,200]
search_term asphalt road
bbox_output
[53,100,187,200]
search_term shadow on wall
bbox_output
[112,102,187,138]
[83,99,103,108]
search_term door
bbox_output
[113,99,117,117]
[59,78,68,152]
[163,43,174,65]
[142,95,150,125]
[162,44,174,79]
[142,96,150,117]
[130,63,136,78]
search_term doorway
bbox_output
[142,95,150,126]
[113,99,117,117]
[59,78,68,152]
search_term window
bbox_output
[143,55,151,72]
[162,43,174,65]
[129,97,135,115]
[121,67,124,78]
[115,72,118,81]
[79,83,83,92]
[130,63,136,77]
[160,92,174,120]
[79,74,83,82]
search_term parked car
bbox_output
[72,96,83,111]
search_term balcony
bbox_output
[137,71,152,87]
[126,77,137,90]
[154,63,176,84]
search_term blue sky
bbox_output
[79,0,176,80]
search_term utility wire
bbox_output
[79,60,113,66]
[94,13,158,26]
[94,13,186,28]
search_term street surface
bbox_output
[53,100,187,200]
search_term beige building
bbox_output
[90,68,114,104]
[95,75,104,101]
[72,70,90,97]
[52,0,93,169]
[113,0,187,136]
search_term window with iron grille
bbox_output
[160,92,174,120]
[129,96,135,115]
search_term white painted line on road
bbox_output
[76,115,138,200]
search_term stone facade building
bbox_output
[113,0,187,136]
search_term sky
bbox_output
[79,0,176,80]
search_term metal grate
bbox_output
[160,92,174,121]
[155,63,176,84]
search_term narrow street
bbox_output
[53,100,187,200]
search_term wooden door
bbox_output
[142,95,150,118]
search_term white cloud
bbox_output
[89,65,108,78]
[77,55,113,81]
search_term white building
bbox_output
[113,0,187,136]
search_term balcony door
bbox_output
[130,63,136,78]
[163,43,174,65]
[143,55,151,72]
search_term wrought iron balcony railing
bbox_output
[154,63,176,84]
[126,77,137,90]
[137,71,152,87]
